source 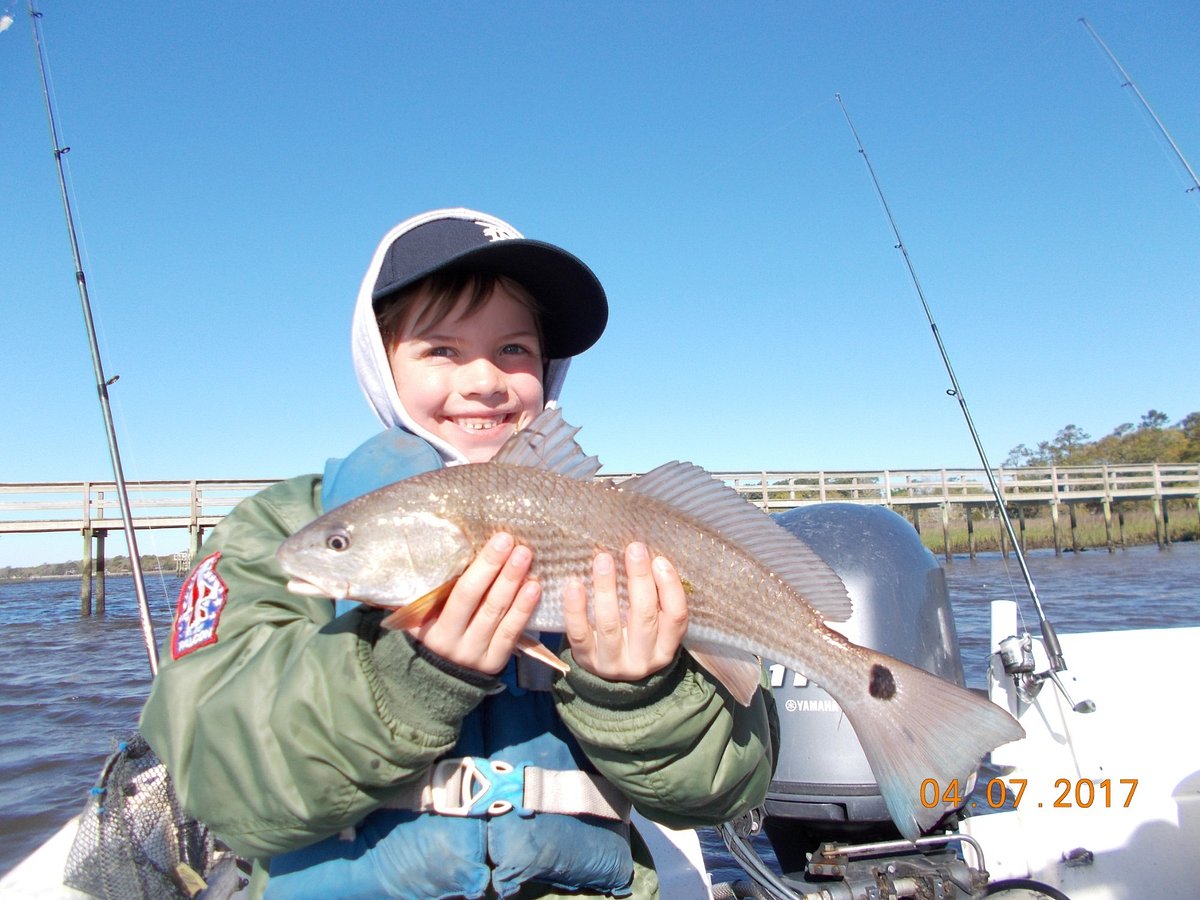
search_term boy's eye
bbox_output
[426,346,455,358]
[501,343,531,356]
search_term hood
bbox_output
[351,209,581,466]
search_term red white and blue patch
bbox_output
[171,551,229,660]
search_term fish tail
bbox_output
[839,653,1025,841]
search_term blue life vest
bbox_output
[265,429,634,899]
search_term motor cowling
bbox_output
[762,504,965,857]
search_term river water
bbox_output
[2,542,1198,882]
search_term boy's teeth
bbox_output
[457,418,503,431]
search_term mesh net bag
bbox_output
[63,733,229,899]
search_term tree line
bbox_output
[1005,410,1200,467]
[0,554,182,581]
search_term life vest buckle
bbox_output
[429,756,527,817]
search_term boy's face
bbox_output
[388,283,545,463]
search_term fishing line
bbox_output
[956,22,1070,113]
[986,500,1032,636]
[652,94,840,210]
[54,172,179,610]
[105,399,180,612]
[834,92,1070,676]
[50,150,179,611]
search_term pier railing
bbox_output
[605,462,1200,558]
[632,462,1200,509]
[700,460,1200,511]
[3,464,1198,539]
[3,466,1197,612]
[0,479,278,549]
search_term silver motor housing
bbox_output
[763,503,965,848]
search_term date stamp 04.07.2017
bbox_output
[920,777,1139,812]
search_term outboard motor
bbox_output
[760,503,966,870]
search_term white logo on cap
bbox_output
[476,220,520,242]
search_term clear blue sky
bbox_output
[3,1,1198,567]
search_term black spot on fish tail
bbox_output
[869,664,896,700]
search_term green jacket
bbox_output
[139,474,776,898]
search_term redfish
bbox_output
[277,408,1023,840]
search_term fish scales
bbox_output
[373,462,861,697]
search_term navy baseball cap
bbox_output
[371,209,608,360]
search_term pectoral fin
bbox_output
[379,580,457,630]
[517,634,570,674]
[684,640,764,706]
[377,586,570,675]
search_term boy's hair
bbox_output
[377,271,544,354]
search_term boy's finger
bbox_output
[624,543,659,659]
[652,555,689,655]
[489,579,544,667]
[562,579,594,658]
[440,532,516,630]
[590,551,623,648]
[468,544,534,637]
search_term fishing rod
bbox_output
[1079,17,1200,196]
[833,93,1084,695]
[28,1,159,676]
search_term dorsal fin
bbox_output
[625,462,852,622]
[492,408,602,480]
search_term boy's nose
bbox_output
[457,357,505,397]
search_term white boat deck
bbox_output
[961,605,1200,899]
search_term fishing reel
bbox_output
[996,635,1095,714]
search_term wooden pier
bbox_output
[0,479,275,613]
[2,463,1199,611]
[602,461,1200,561]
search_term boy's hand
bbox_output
[564,543,689,681]
[406,532,541,675]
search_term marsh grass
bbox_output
[911,500,1199,558]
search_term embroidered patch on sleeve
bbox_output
[172,551,230,660]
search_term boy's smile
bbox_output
[388,283,545,463]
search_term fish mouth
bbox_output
[285,576,346,599]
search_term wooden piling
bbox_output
[188,480,202,561]
[966,510,976,559]
[1151,463,1168,546]
[1051,501,1062,556]
[80,529,93,616]
[1102,497,1114,553]
[95,530,106,615]
[1069,503,1081,553]
[189,524,204,560]
[940,504,951,562]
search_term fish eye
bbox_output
[326,531,351,552]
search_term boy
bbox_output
[140,208,775,898]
